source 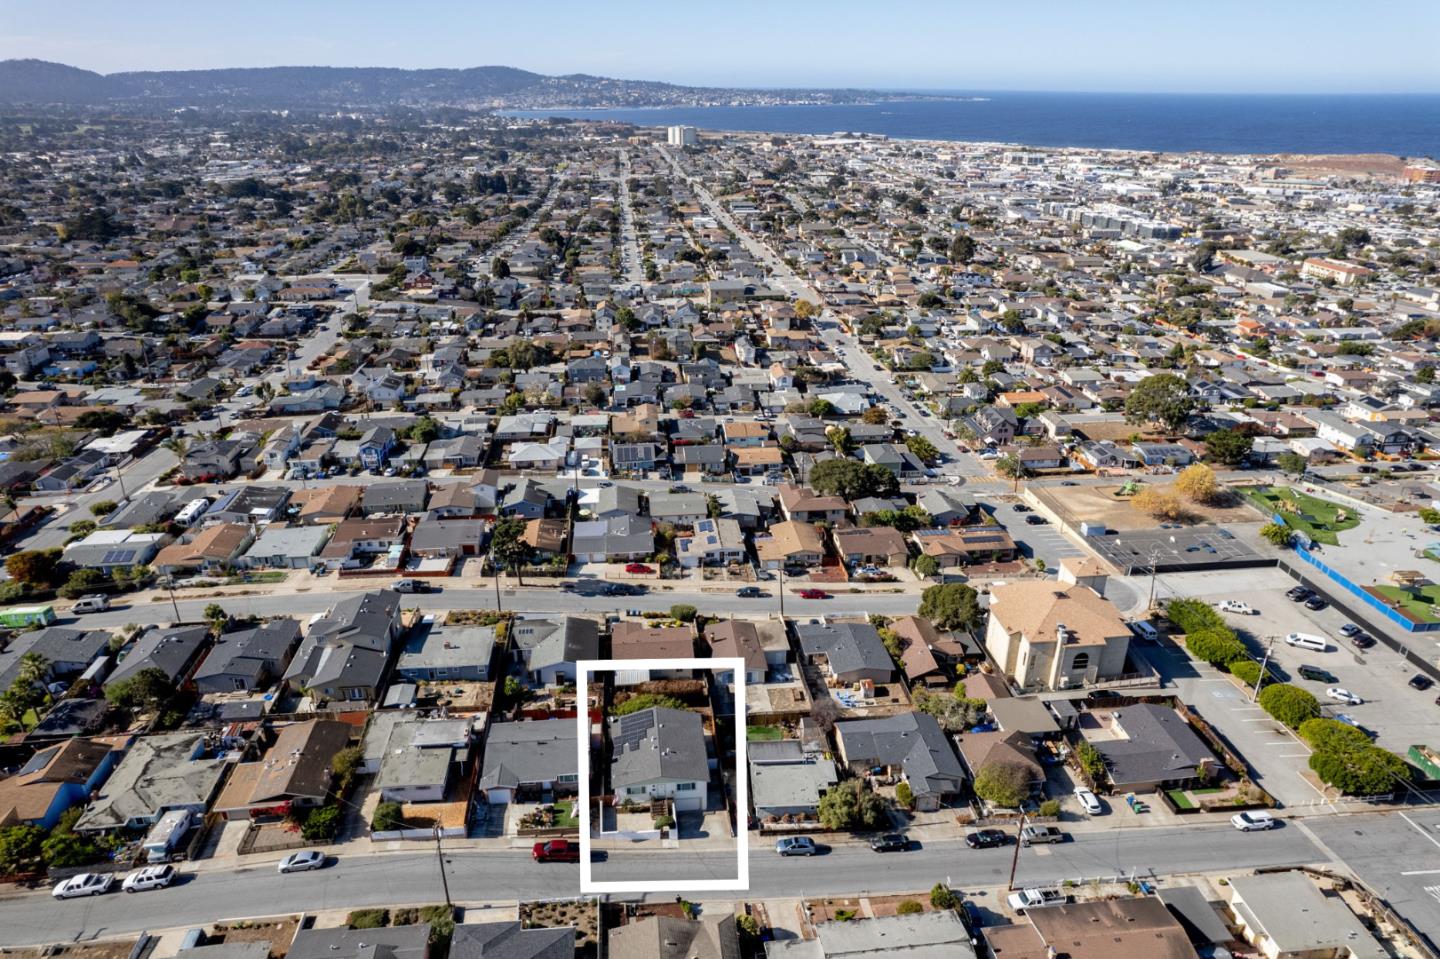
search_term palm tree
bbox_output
[16,653,49,689]
[162,436,189,459]
[0,688,26,731]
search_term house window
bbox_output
[1071,652,1090,671]
[675,782,696,791]
[232,679,246,691]
[626,786,647,796]
[346,687,367,701]
[557,775,578,784]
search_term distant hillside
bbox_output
[0,59,893,110]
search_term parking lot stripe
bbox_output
[1401,869,1440,876]
[1400,812,1440,851]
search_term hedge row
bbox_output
[1298,718,1412,796]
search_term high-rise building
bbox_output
[666,125,698,147]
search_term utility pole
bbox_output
[1006,812,1028,891]
[491,549,503,612]
[164,574,182,623]
[777,565,786,621]
[433,825,452,908]
[1253,635,1276,701]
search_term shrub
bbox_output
[1166,598,1226,635]
[613,693,686,716]
[1298,718,1372,754]
[1185,627,1246,667]
[1038,799,1061,818]
[1257,683,1320,729]
[896,900,924,915]
[1228,659,1264,687]
[669,604,697,623]
[930,883,959,910]
[348,909,389,929]
[895,781,914,810]
[372,801,404,832]
[817,779,889,831]
[973,760,1031,808]
[736,915,761,940]
[1075,741,1107,782]
[300,804,342,842]
[1311,746,1412,796]
[418,905,455,945]
[654,815,675,830]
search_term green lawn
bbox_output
[1165,790,1196,810]
[227,571,288,585]
[1238,486,1360,545]
[746,725,784,742]
[1369,584,1440,624]
[552,800,579,829]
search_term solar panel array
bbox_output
[613,711,654,753]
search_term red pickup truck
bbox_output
[532,839,580,863]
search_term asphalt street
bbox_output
[0,824,1325,947]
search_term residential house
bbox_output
[212,720,353,819]
[609,707,710,810]
[106,625,211,690]
[450,922,574,959]
[75,732,229,832]
[570,514,653,562]
[152,523,256,576]
[240,525,331,569]
[478,719,579,804]
[834,712,965,812]
[0,627,111,689]
[610,915,737,959]
[283,590,403,704]
[1087,704,1214,792]
[765,913,974,959]
[794,622,893,684]
[747,740,838,821]
[192,620,302,695]
[0,738,122,830]
[395,623,496,682]
[362,480,429,516]
[703,620,767,686]
[677,517,747,568]
[777,485,848,524]
[510,616,600,686]
[755,520,826,569]
[374,718,472,804]
[911,528,1017,568]
[289,925,430,959]
[1227,873,1385,959]
[831,526,909,568]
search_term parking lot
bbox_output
[1308,812,1440,955]
[1157,566,1439,777]
[997,503,1087,565]
[1089,526,1266,575]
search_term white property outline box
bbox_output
[576,656,749,893]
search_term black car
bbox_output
[1303,596,1328,611]
[1357,464,1377,474]
[868,833,910,853]
[1012,504,1031,512]
[1410,674,1436,691]
[1349,632,1376,649]
[1286,586,1313,602]
[964,828,1010,849]
[1025,515,1048,526]
[1297,665,1337,683]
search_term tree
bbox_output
[973,760,1031,807]
[1175,463,1220,504]
[0,824,44,874]
[912,687,986,732]
[894,781,914,809]
[1310,745,1410,796]
[905,435,939,464]
[807,398,836,418]
[912,554,940,578]
[104,667,173,711]
[331,745,364,792]
[1184,628,1246,667]
[372,801,405,832]
[90,500,118,518]
[490,517,531,587]
[1204,429,1253,467]
[918,583,981,631]
[669,604,697,623]
[1228,659,1266,687]
[59,568,108,600]
[1132,488,1186,521]
[816,779,888,831]
[1298,718,1374,754]
[1275,452,1308,478]
[809,459,898,501]
[861,406,889,425]
[948,233,976,264]
[203,603,230,633]
[794,299,819,320]
[994,453,1027,491]
[1124,373,1195,431]
[5,549,61,588]
[301,805,341,842]
[408,416,441,444]
[491,257,510,278]
[1258,683,1321,729]
[1259,522,1294,548]
[931,883,959,910]
[827,426,853,455]
[40,830,101,868]
[1418,507,1440,526]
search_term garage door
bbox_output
[672,791,704,811]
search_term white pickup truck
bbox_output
[1007,887,1067,913]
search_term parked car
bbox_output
[1303,596,1329,611]
[797,589,829,600]
[1217,600,1255,615]
[964,828,1010,849]
[775,837,819,857]
[868,833,911,853]
[1338,623,1362,637]
[53,873,114,899]
[72,594,111,614]
[1024,515,1048,525]
[1231,811,1278,832]
[1325,686,1364,706]
[1019,825,1066,846]
[1285,586,1313,602]
[1409,674,1435,691]
[1284,632,1328,652]
[736,586,767,598]
[393,579,433,594]
[1348,632,1376,649]
[122,865,176,893]
[624,563,655,574]
[1297,665,1337,683]
[278,850,327,873]
[1007,887,1066,913]
[532,840,580,863]
[1012,504,1030,512]
[1073,787,1103,815]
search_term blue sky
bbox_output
[4,0,1439,94]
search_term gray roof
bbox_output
[376,718,469,792]
[288,926,431,959]
[0,626,110,686]
[451,922,574,959]
[283,590,399,693]
[1228,873,1385,959]
[362,480,429,512]
[397,623,496,672]
[107,625,210,687]
[749,754,837,812]
[1092,704,1213,787]
[794,623,893,679]
[243,524,330,561]
[193,620,300,689]
[76,732,227,830]
[648,491,709,518]
[512,616,600,673]
[769,912,975,959]
[608,707,709,788]
[479,719,577,790]
[1155,885,1233,946]
[835,712,965,801]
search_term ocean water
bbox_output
[510,92,1440,156]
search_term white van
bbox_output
[1129,620,1160,642]
[73,595,111,614]
[1284,632,1328,652]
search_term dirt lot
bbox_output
[208,918,301,959]
[1,943,140,959]
[520,899,598,955]
[1033,483,1265,531]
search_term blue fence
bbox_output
[1292,543,1440,633]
